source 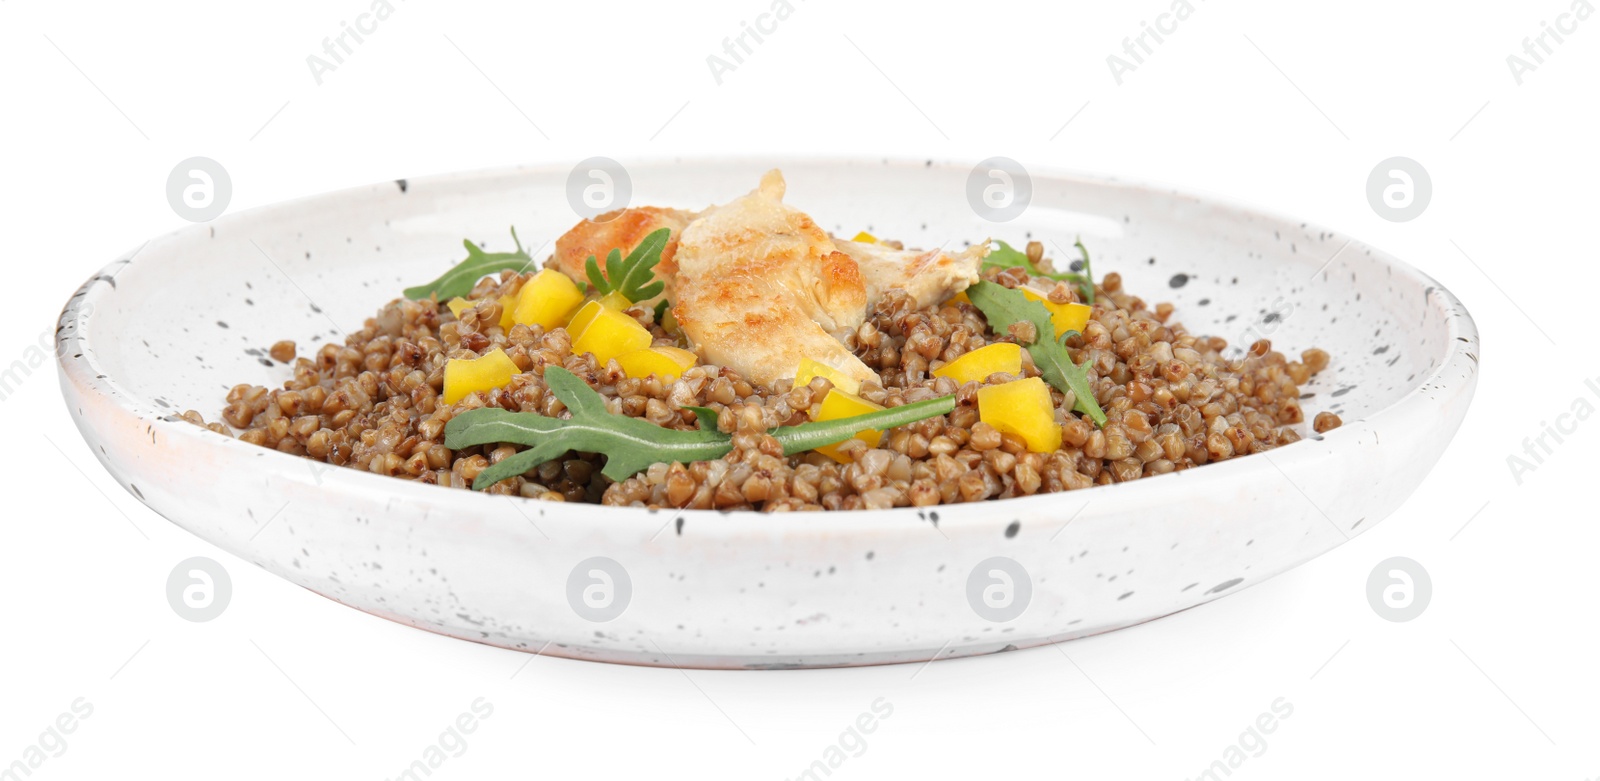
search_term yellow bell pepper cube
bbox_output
[947,290,972,305]
[977,377,1061,453]
[615,347,697,381]
[512,269,585,330]
[566,300,602,337]
[1020,287,1092,337]
[852,231,878,244]
[571,306,653,366]
[794,357,862,395]
[442,348,520,405]
[445,297,473,319]
[932,343,1023,385]
[653,346,699,367]
[811,389,884,463]
[597,291,632,311]
[498,294,515,331]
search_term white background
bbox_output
[2,0,1597,778]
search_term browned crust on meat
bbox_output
[671,274,875,389]
[817,250,867,316]
[551,207,696,288]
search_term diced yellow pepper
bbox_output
[498,294,515,331]
[811,389,884,463]
[653,346,699,367]
[512,269,585,330]
[446,297,473,318]
[1020,287,1092,337]
[947,290,972,305]
[852,231,878,244]
[566,300,603,337]
[615,347,697,381]
[442,348,520,405]
[932,343,1023,385]
[977,377,1061,453]
[794,357,862,395]
[571,306,653,366]
[596,290,632,311]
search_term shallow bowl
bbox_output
[56,158,1478,668]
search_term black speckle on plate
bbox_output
[1206,577,1244,594]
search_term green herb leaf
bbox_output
[585,250,614,294]
[446,367,731,487]
[682,405,721,431]
[403,227,533,301]
[980,240,1033,273]
[1071,238,1095,305]
[585,227,669,302]
[966,280,1108,427]
[980,239,1096,304]
[770,395,956,455]
[444,367,955,490]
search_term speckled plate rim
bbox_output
[54,156,1479,599]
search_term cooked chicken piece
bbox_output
[546,170,987,390]
[550,206,699,305]
[671,170,877,389]
[833,239,985,309]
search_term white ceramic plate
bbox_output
[57,158,1478,668]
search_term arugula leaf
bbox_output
[966,280,1108,427]
[980,240,1034,274]
[584,228,669,302]
[404,227,533,301]
[770,395,955,455]
[445,366,955,490]
[446,367,731,487]
[1070,238,1095,305]
[981,239,1096,304]
[682,405,721,431]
